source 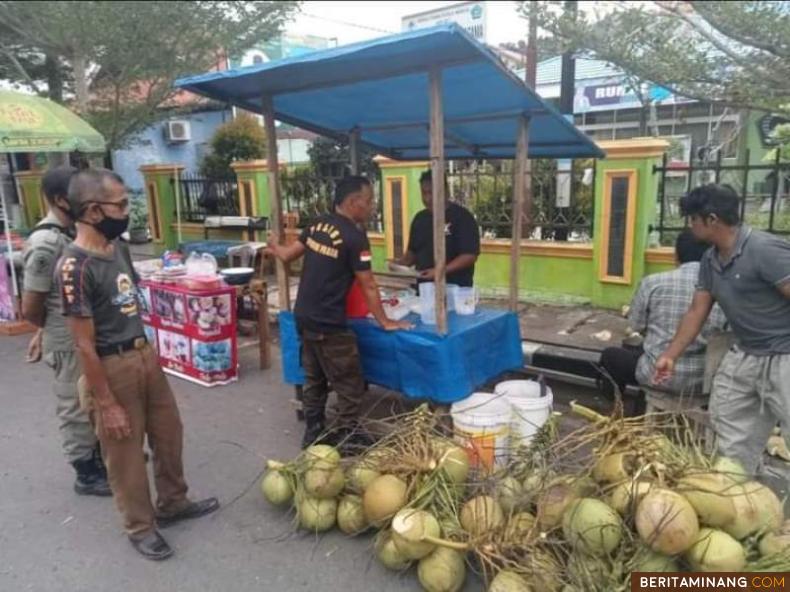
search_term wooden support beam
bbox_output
[429,68,447,335]
[262,95,291,312]
[509,115,530,312]
[349,127,360,175]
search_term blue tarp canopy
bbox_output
[175,24,603,160]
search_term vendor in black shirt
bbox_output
[267,176,411,450]
[392,170,481,287]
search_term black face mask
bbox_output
[94,214,129,240]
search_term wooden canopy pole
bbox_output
[429,68,447,334]
[349,127,360,175]
[262,95,291,312]
[509,115,530,311]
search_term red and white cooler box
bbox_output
[138,279,238,387]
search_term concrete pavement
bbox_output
[0,333,484,592]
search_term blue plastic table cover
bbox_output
[279,308,523,403]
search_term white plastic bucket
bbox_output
[455,287,479,315]
[419,282,436,324]
[495,380,553,453]
[451,392,511,473]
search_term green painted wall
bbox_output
[475,250,594,303]
[591,155,663,309]
[645,260,675,276]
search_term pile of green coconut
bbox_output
[260,405,790,591]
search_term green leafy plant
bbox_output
[200,114,267,178]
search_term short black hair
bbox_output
[41,166,78,203]
[675,228,710,264]
[67,168,125,214]
[333,175,371,206]
[680,184,741,226]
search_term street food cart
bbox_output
[175,24,603,403]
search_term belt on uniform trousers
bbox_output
[96,336,147,358]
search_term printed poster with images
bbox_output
[0,254,16,322]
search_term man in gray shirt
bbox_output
[22,166,110,496]
[655,184,790,471]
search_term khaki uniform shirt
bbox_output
[22,212,74,353]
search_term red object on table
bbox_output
[139,279,238,387]
[346,279,370,318]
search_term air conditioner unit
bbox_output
[164,120,191,143]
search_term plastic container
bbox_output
[446,284,459,312]
[451,392,511,473]
[495,379,553,453]
[455,287,479,315]
[419,282,436,324]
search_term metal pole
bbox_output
[349,127,360,175]
[510,115,529,311]
[173,166,183,246]
[769,148,781,233]
[740,148,749,222]
[429,68,447,335]
[262,95,291,312]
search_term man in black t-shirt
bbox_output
[56,169,218,561]
[267,176,411,449]
[392,169,480,287]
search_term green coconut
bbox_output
[348,461,381,492]
[607,479,653,516]
[337,494,367,535]
[497,476,524,514]
[562,498,623,556]
[460,496,505,537]
[375,533,412,571]
[759,521,790,557]
[712,457,749,483]
[363,474,408,527]
[489,570,531,592]
[299,496,337,532]
[631,548,680,572]
[302,444,341,470]
[522,470,556,495]
[304,467,345,499]
[260,469,293,506]
[723,481,783,540]
[567,552,623,589]
[636,488,700,555]
[392,508,442,560]
[438,445,470,485]
[537,482,580,530]
[677,472,737,528]
[592,452,635,484]
[505,512,536,540]
[685,528,746,572]
[418,547,466,592]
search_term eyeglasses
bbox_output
[91,199,130,211]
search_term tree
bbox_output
[307,137,379,180]
[200,114,267,178]
[524,1,790,115]
[0,1,299,149]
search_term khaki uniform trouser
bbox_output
[44,350,97,463]
[710,346,790,473]
[300,328,366,426]
[82,344,189,537]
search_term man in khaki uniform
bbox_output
[56,168,218,561]
[22,166,110,496]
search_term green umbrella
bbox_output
[0,90,106,307]
[0,90,105,153]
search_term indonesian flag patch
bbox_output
[359,250,372,263]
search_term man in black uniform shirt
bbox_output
[392,169,481,287]
[267,176,411,449]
